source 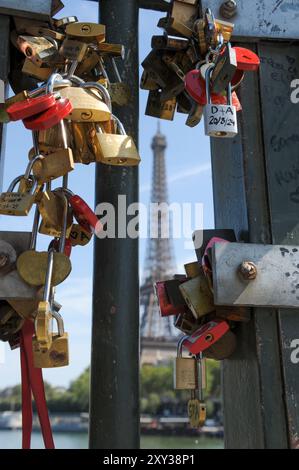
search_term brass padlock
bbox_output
[179,270,214,319]
[22,58,54,81]
[38,189,72,238]
[188,355,207,428]
[140,70,159,91]
[91,117,140,166]
[0,174,39,216]
[59,85,111,122]
[70,121,97,164]
[17,204,72,287]
[29,148,74,182]
[174,335,197,390]
[69,224,92,247]
[33,308,69,368]
[16,35,58,67]
[145,90,176,121]
[65,22,106,43]
[59,38,88,63]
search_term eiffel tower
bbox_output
[140,124,178,364]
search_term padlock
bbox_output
[33,308,69,368]
[185,101,203,128]
[211,42,237,94]
[58,85,111,122]
[157,17,193,39]
[16,35,57,67]
[33,248,55,352]
[179,270,214,320]
[22,58,54,82]
[69,224,93,247]
[141,50,173,89]
[170,0,199,29]
[174,335,197,390]
[155,281,186,317]
[59,38,88,63]
[174,310,201,335]
[202,236,231,291]
[183,319,230,355]
[65,22,106,43]
[63,189,100,235]
[30,148,74,182]
[17,204,72,287]
[69,121,97,164]
[188,354,207,428]
[23,98,72,131]
[38,189,72,238]
[185,68,242,111]
[0,301,25,343]
[233,47,260,72]
[164,279,188,310]
[203,328,237,360]
[145,90,176,121]
[151,35,189,51]
[92,116,141,166]
[184,261,200,279]
[204,64,238,138]
[7,93,57,122]
[0,174,39,216]
[140,70,159,91]
[105,55,132,107]
[53,17,78,30]
[23,73,74,131]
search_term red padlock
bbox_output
[183,320,230,355]
[185,70,242,111]
[69,194,102,235]
[7,94,57,121]
[233,47,260,72]
[23,98,73,131]
[155,281,186,317]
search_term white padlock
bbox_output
[204,64,238,138]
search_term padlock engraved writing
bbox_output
[204,65,238,138]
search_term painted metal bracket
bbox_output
[0,232,38,300]
[212,242,299,308]
[201,0,299,41]
[0,0,61,21]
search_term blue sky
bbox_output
[0,0,213,388]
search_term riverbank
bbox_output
[0,430,224,449]
[0,411,223,438]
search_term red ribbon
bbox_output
[20,319,55,449]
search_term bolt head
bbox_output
[238,261,258,281]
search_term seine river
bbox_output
[0,430,223,449]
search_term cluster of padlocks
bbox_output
[155,230,248,428]
[0,15,141,448]
[141,1,260,137]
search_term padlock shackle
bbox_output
[59,194,69,254]
[51,309,65,337]
[24,156,44,181]
[43,249,54,303]
[113,115,126,136]
[46,73,65,94]
[177,335,190,357]
[81,82,112,112]
[205,64,215,106]
[30,205,40,250]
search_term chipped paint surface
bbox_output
[201,0,299,40]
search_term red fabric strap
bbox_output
[20,320,55,449]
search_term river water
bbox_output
[0,430,223,449]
